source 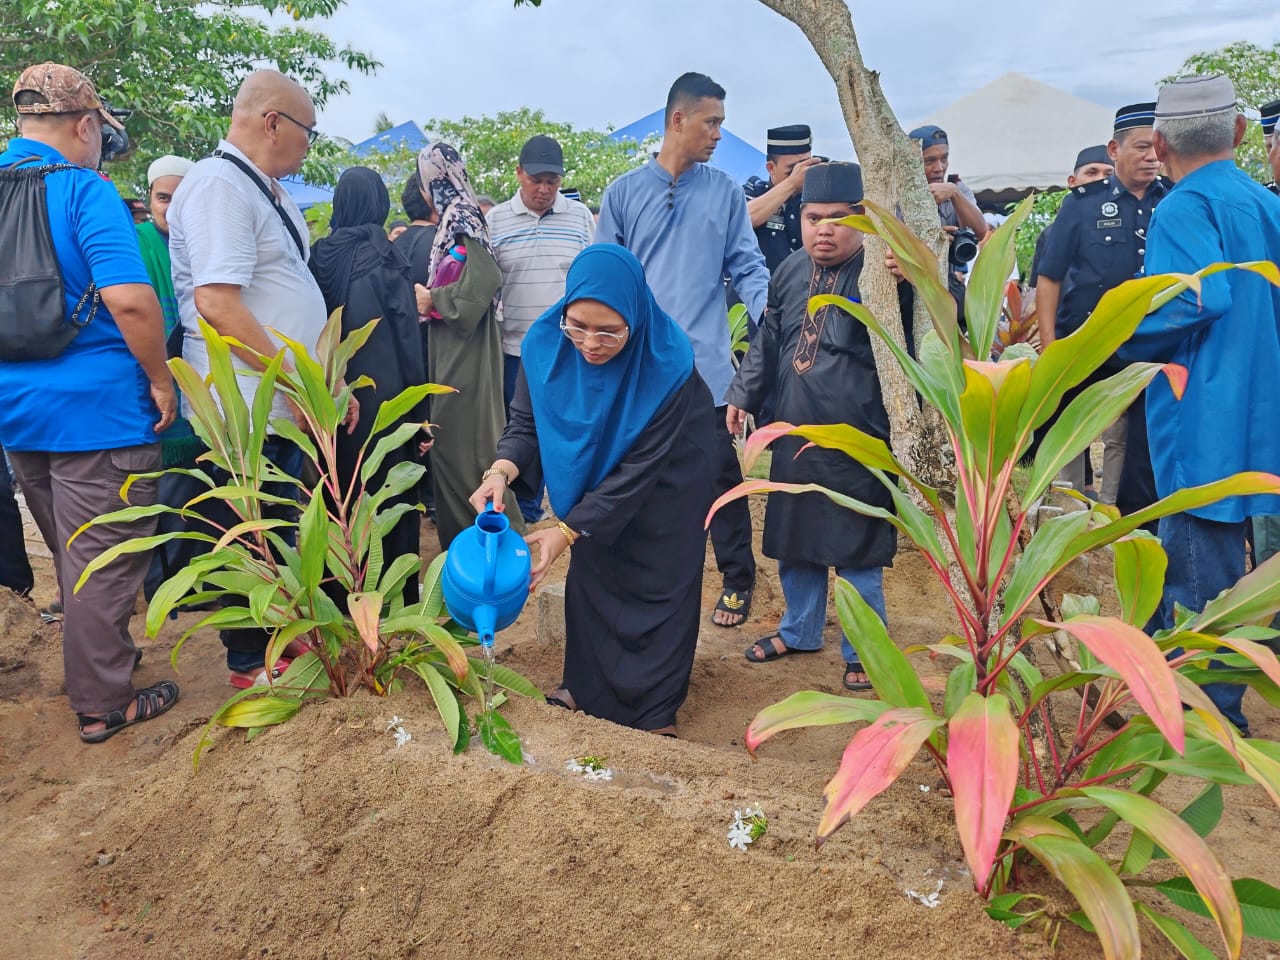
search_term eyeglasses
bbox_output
[561,320,629,346]
[266,110,319,144]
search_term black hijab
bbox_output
[310,166,411,316]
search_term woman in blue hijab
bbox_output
[470,244,715,736]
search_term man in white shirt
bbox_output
[487,134,595,521]
[168,69,354,687]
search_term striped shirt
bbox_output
[488,191,595,356]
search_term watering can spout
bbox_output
[473,603,497,648]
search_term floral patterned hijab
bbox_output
[417,142,495,285]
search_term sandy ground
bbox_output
[3,497,1280,960]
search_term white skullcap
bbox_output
[147,154,194,186]
[1155,75,1238,120]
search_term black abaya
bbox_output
[310,178,428,603]
[497,368,715,730]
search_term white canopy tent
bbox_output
[912,72,1117,202]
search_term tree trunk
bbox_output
[757,0,953,485]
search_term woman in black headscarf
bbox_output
[310,166,429,597]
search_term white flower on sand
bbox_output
[385,716,405,731]
[392,726,412,748]
[727,820,754,851]
[906,879,944,908]
[566,756,612,780]
[727,804,767,851]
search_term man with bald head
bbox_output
[169,69,354,688]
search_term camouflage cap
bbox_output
[12,62,124,130]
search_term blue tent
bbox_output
[279,121,430,211]
[279,174,334,211]
[608,109,766,184]
[351,121,429,158]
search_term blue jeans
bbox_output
[502,352,545,523]
[0,446,34,596]
[777,559,886,665]
[1155,512,1249,735]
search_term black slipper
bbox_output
[843,660,873,691]
[713,586,753,628]
[745,634,819,663]
[77,680,180,744]
[545,693,574,711]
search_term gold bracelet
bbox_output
[556,520,579,546]
[481,466,510,484]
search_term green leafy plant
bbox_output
[711,196,1280,959]
[73,311,539,767]
[728,302,751,360]
[424,106,653,207]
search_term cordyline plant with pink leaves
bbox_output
[711,196,1280,959]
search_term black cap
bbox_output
[908,125,948,150]
[766,124,811,156]
[800,161,863,205]
[1261,98,1280,135]
[518,134,564,176]
[1114,102,1156,132]
[1073,144,1112,171]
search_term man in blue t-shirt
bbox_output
[0,62,179,743]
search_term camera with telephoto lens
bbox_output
[98,100,132,165]
[948,227,979,268]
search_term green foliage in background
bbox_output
[1012,189,1067,282]
[0,0,378,196]
[1171,41,1280,184]
[426,107,654,207]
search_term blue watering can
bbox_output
[441,504,531,647]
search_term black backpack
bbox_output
[0,157,99,361]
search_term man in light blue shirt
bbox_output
[1121,74,1280,736]
[597,71,770,628]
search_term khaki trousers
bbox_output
[9,445,160,714]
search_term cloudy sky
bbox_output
[315,0,1277,161]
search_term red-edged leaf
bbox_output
[816,707,943,843]
[1038,615,1184,753]
[347,592,382,656]
[739,420,799,476]
[1163,362,1189,400]
[1082,786,1242,958]
[745,691,891,756]
[1005,816,1141,960]
[1179,630,1280,691]
[947,692,1019,890]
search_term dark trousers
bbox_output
[0,446,34,596]
[144,466,212,600]
[9,445,160,714]
[191,437,303,672]
[503,352,546,523]
[711,403,756,592]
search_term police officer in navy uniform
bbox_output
[1261,99,1280,195]
[744,125,821,272]
[1035,102,1168,508]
